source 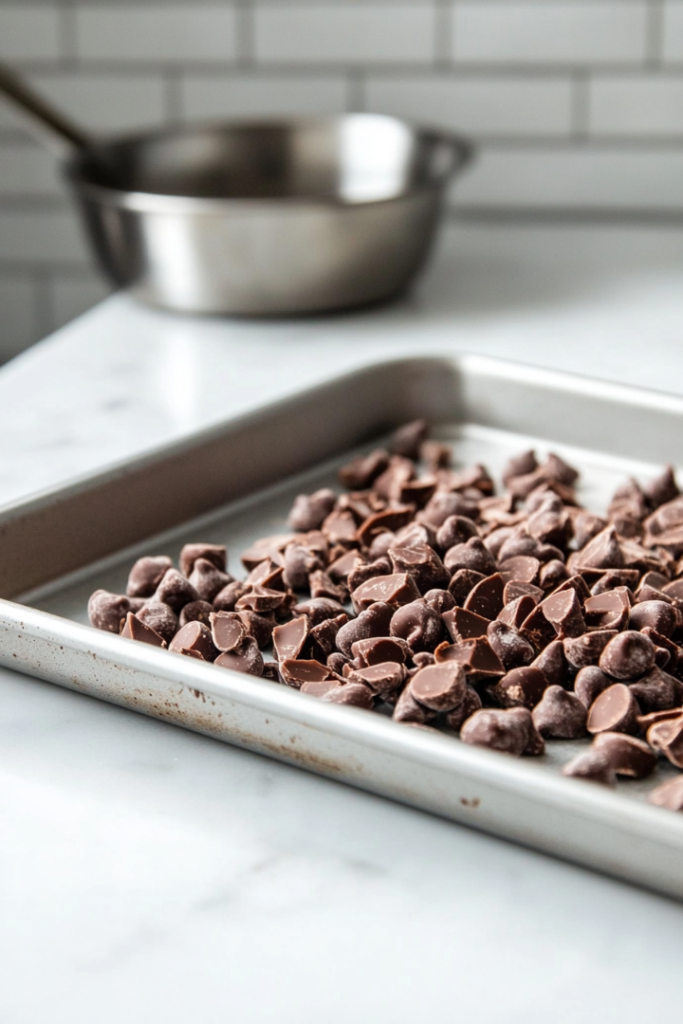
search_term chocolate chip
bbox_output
[497,595,537,629]
[393,521,438,551]
[282,542,325,590]
[644,465,679,509]
[648,774,683,810]
[327,652,349,676]
[126,555,174,598]
[213,580,250,612]
[421,491,478,528]
[188,557,233,603]
[389,419,428,459]
[434,637,504,677]
[448,569,486,605]
[503,580,544,606]
[461,707,544,757]
[629,600,679,638]
[502,449,538,484]
[339,449,389,490]
[392,686,437,724]
[646,714,683,768]
[179,600,214,628]
[279,658,331,689]
[300,679,342,698]
[372,457,415,503]
[389,544,449,593]
[420,440,452,471]
[464,573,505,620]
[308,569,347,602]
[335,601,393,657]
[88,590,131,633]
[539,559,569,592]
[532,685,587,738]
[444,686,483,731]
[321,508,359,545]
[590,569,640,595]
[629,665,683,713]
[541,589,586,638]
[409,661,466,712]
[136,601,178,644]
[563,630,618,670]
[444,537,496,576]
[293,597,347,625]
[351,572,421,613]
[587,683,639,735]
[584,588,631,631]
[322,682,374,708]
[599,630,656,680]
[327,549,364,585]
[169,621,218,661]
[120,612,167,648]
[561,749,615,787]
[347,661,406,698]
[237,610,274,649]
[493,666,548,709]
[443,606,490,641]
[246,558,285,591]
[308,614,348,660]
[435,515,479,551]
[571,525,624,571]
[236,585,286,614]
[574,666,611,709]
[592,732,656,778]
[351,636,408,666]
[487,620,535,670]
[519,605,557,652]
[272,615,309,661]
[288,488,337,532]
[662,578,683,601]
[153,568,199,613]
[423,588,455,615]
[531,639,570,688]
[390,600,442,651]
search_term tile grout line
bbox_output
[645,0,665,69]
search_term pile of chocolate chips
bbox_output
[88,420,683,813]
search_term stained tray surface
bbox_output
[27,420,683,804]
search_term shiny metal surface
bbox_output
[2,355,683,899]
[66,117,471,314]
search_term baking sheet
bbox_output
[3,354,683,899]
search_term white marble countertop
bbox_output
[2,221,683,1023]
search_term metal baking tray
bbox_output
[3,354,683,899]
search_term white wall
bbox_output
[1,0,681,357]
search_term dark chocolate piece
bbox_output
[531,639,570,688]
[540,589,586,638]
[584,588,631,631]
[392,685,438,724]
[339,449,389,490]
[502,580,544,606]
[410,662,466,712]
[335,601,393,657]
[532,685,587,738]
[629,665,683,713]
[351,572,421,613]
[460,707,544,757]
[561,749,616,787]
[598,630,655,680]
[288,488,337,531]
[300,679,342,698]
[486,620,535,670]
[593,732,656,778]
[126,555,173,598]
[213,580,250,612]
[423,588,455,615]
[493,666,547,709]
[322,683,374,709]
[279,658,331,689]
[283,542,325,590]
[347,661,406,698]
[443,606,490,641]
[169,621,217,661]
[136,601,178,644]
[357,504,414,546]
[347,558,391,593]
[571,525,623,571]
[390,601,442,652]
[648,774,683,811]
[563,630,618,670]
[590,569,640,595]
[153,568,199,613]
[236,585,286,614]
[390,419,428,459]
[587,683,639,735]
[421,491,478,528]
[179,543,227,577]
[444,685,483,730]
[519,605,557,651]
[420,440,452,471]
[434,638,504,677]
[179,600,214,628]
[497,594,537,629]
[293,597,347,625]
[502,449,537,484]
[444,537,496,577]
[448,569,486,605]
[210,611,247,653]
[435,515,479,551]
[574,666,611,709]
[120,612,166,648]
[389,544,449,593]
[308,614,348,660]
[464,573,505,620]
[327,548,364,584]
[272,615,309,661]
[351,636,408,666]
[629,599,679,638]
[644,465,679,509]
[647,714,683,768]
[88,590,131,633]
[188,557,233,603]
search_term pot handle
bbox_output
[0,62,92,157]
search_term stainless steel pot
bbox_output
[0,65,473,315]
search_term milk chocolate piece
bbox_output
[351,572,421,613]
[561,749,616,788]
[179,600,214,628]
[486,620,535,670]
[179,543,227,577]
[448,569,485,605]
[288,488,336,531]
[153,568,199,613]
[444,685,483,731]
[279,658,331,689]
[444,538,496,577]
[352,636,408,666]
[213,580,249,612]
[169,621,217,661]
[629,599,679,638]
[308,614,348,660]
[136,601,178,644]
[272,615,309,661]
[593,732,656,778]
[574,666,611,709]
[587,683,639,735]
[434,638,504,677]
[599,630,655,680]
[126,555,173,598]
[563,630,617,670]
[498,595,537,629]
[648,774,683,811]
[503,580,544,606]
[335,601,393,657]
[339,449,389,490]
[188,558,233,603]
[464,573,505,620]
[584,589,631,631]
[389,544,449,593]
[435,515,479,551]
[410,662,466,712]
[120,612,166,648]
[531,640,570,688]
[443,606,490,642]
[88,590,131,633]
[493,666,547,709]
[390,419,428,458]
[541,589,586,638]
[461,707,544,757]
[647,714,683,767]
[532,685,587,738]
[293,597,346,625]
[390,601,442,651]
[629,665,683,713]
[348,661,406,698]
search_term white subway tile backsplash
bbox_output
[0,273,41,362]
[452,146,683,208]
[0,144,62,196]
[181,74,348,119]
[452,2,648,66]
[0,6,61,62]
[75,5,238,62]
[13,73,167,132]
[254,3,436,64]
[663,2,683,62]
[0,208,89,264]
[589,75,683,136]
[47,270,112,333]
[365,74,573,136]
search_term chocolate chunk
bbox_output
[561,749,616,788]
[393,521,438,551]
[210,611,247,653]
[423,588,455,615]
[339,449,389,490]
[531,640,570,688]
[555,574,592,602]
[321,508,358,545]
[574,666,611,709]
[236,585,286,614]
[448,569,486,605]
[246,558,285,591]
[357,506,415,548]
[390,600,442,652]
[293,597,346,625]
[213,580,249,612]
[572,525,623,571]
[216,638,265,676]
[347,558,391,594]
[493,666,548,709]
[503,580,544,606]
[327,652,349,676]
[519,605,557,652]
[308,614,348,660]
[136,601,178,644]
[300,679,342,698]
[410,661,466,712]
[638,571,671,593]
[461,707,544,757]
[572,511,608,551]
[126,555,173,598]
[367,532,396,560]
[587,683,639,735]
[351,572,421,613]
[590,569,640,595]
[237,610,274,649]
[327,549,364,584]
[179,543,227,578]
[563,630,618,670]
[288,488,337,531]
[434,637,504,677]
[647,714,683,768]
[240,535,289,571]
[352,636,409,666]
[169,621,218,661]
[88,590,131,633]
[584,588,631,631]
[435,515,479,551]
[498,595,537,629]
[484,526,517,560]
[348,661,406,698]
[662,578,683,601]
[532,685,587,738]
[593,732,656,778]
[397,477,437,509]
[444,537,497,577]
[635,584,673,605]
[279,658,331,689]
[179,600,214,628]
[392,686,437,724]
[526,506,570,549]
[335,601,393,657]
[487,620,535,670]
[322,682,374,708]
[648,774,683,811]
[541,589,586,638]
[282,542,325,590]
[421,491,478,528]
[153,568,199,613]
[539,559,569,591]
[372,456,415,503]
[420,440,452,471]
[629,599,679,638]
[120,612,167,648]
[502,449,538,484]
[464,573,505,620]
[388,544,449,593]
[389,419,428,458]
[444,685,483,731]
[629,665,683,713]
[443,606,490,641]
[637,707,683,730]
[272,615,309,661]
[308,569,346,602]
[599,630,656,680]
[188,557,233,603]
[644,465,679,509]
